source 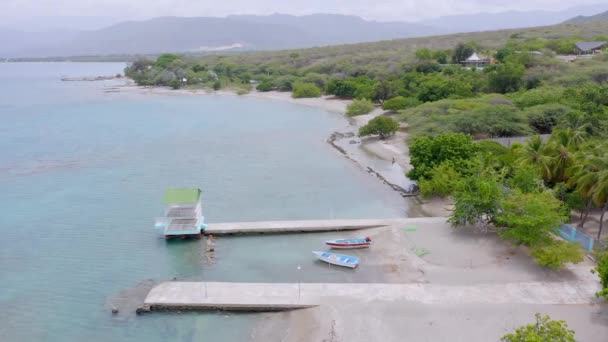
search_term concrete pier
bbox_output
[144,282,319,311]
[144,279,600,312]
[204,218,396,235]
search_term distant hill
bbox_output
[3,5,608,59]
[564,10,608,24]
[424,4,608,32]
[1,14,435,58]
[180,20,608,78]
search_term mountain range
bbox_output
[2,4,608,58]
[563,10,608,24]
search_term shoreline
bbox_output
[111,83,448,216]
[105,82,602,342]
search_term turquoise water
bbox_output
[0,63,405,341]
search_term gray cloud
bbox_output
[0,0,604,21]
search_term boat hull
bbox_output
[325,242,370,249]
[312,251,359,268]
[324,237,371,249]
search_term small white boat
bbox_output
[312,251,360,268]
[325,237,371,249]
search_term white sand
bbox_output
[253,218,606,342]
[113,84,351,114]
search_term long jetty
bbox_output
[143,279,600,312]
[204,218,395,235]
[143,282,319,312]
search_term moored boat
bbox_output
[325,237,371,249]
[312,251,360,268]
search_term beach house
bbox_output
[575,41,608,55]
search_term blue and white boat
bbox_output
[312,251,360,268]
[325,237,371,249]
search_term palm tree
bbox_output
[515,135,552,182]
[593,166,608,239]
[569,144,608,238]
[569,151,600,228]
[546,128,587,184]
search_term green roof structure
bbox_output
[163,188,201,205]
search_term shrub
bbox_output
[415,61,441,74]
[346,99,375,116]
[497,192,566,247]
[382,96,420,111]
[419,163,461,197]
[450,104,532,138]
[512,86,565,109]
[273,75,298,91]
[523,104,573,134]
[488,62,525,94]
[508,165,544,193]
[408,133,477,180]
[292,82,322,98]
[595,251,608,300]
[449,175,504,228]
[213,81,222,90]
[155,53,180,68]
[358,116,399,139]
[476,140,509,156]
[236,84,252,95]
[530,240,584,269]
[256,80,273,92]
[302,73,328,89]
[326,79,357,97]
[501,314,576,342]
[169,79,181,90]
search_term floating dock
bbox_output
[204,219,396,235]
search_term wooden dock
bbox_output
[204,219,396,235]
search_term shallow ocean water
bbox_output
[0,62,406,341]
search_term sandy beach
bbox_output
[250,218,606,342]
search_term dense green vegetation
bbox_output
[409,129,608,268]
[594,249,608,300]
[501,314,577,342]
[125,22,608,142]
[291,82,322,98]
[124,22,608,266]
[346,99,375,116]
[124,20,608,90]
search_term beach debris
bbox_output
[412,247,430,257]
[405,226,417,231]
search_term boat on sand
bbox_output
[325,237,371,249]
[312,251,360,268]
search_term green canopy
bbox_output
[163,188,201,205]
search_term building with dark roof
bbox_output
[575,41,608,55]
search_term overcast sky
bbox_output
[0,0,605,23]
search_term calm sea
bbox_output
[0,63,405,341]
